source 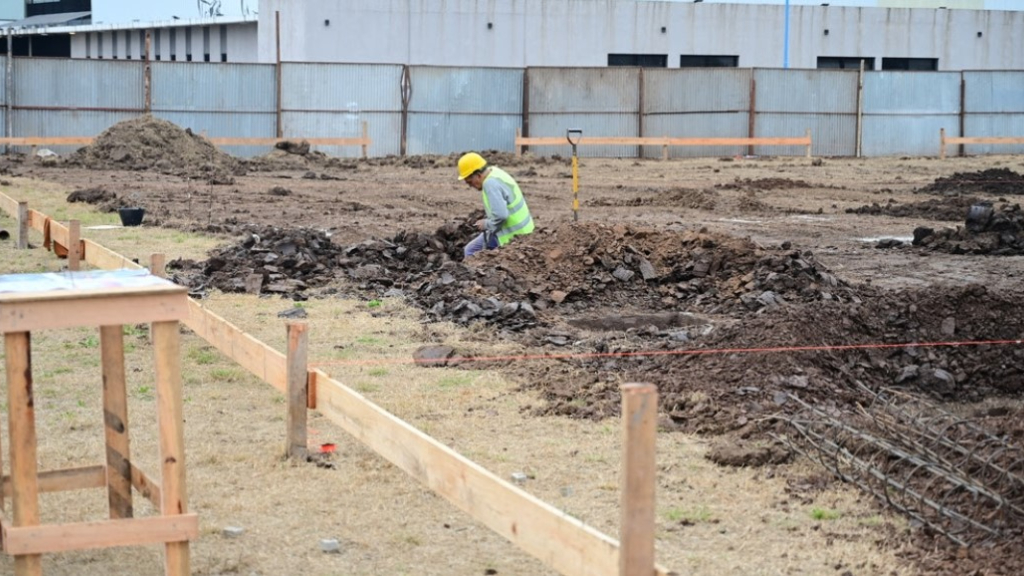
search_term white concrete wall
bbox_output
[257,0,1024,70]
[71,23,258,62]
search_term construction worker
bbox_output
[457,152,535,258]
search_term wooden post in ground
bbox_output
[361,121,369,159]
[620,383,657,576]
[805,129,812,159]
[152,320,191,575]
[67,219,81,271]
[151,253,166,278]
[5,331,43,576]
[940,128,947,160]
[286,322,309,459]
[101,325,133,519]
[17,200,28,249]
[515,127,522,157]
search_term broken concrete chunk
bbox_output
[413,345,457,367]
[940,317,956,336]
[319,538,341,553]
[222,526,245,538]
[612,267,635,282]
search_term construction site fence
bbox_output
[0,56,1022,159]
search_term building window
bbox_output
[170,28,177,60]
[185,28,192,62]
[680,55,738,68]
[97,32,103,59]
[154,29,161,60]
[85,32,90,58]
[219,24,228,62]
[125,29,132,59]
[882,57,938,71]
[203,26,210,62]
[111,31,118,59]
[817,57,874,70]
[607,54,667,67]
[139,30,146,59]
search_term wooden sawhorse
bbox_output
[0,270,197,575]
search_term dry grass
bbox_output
[0,178,920,575]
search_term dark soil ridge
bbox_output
[916,168,1024,196]
[846,196,988,221]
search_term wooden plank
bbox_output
[0,137,94,146]
[152,320,192,575]
[83,238,144,271]
[67,220,82,271]
[2,465,106,498]
[286,322,309,458]
[312,370,674,576]
[5,331,43,576]
[184,299,288,393]
[26,210,45,234]
[48,218,70,250]
[940,128,948,160]
[516,135,811,148]
[17,201,27,249]
[944,136,1024,145]
[0,190,17,216]
[0,288,188,332]
[130,463,161,507]
[205,137,371,146]
[1,513,198,555]
[101,325,133,519]
[619,384,657,576]
[150,253,166,278]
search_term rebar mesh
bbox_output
[777,388,1024,547]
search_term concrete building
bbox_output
[257,0,1024,70]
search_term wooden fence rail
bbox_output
[0,191,673,576]
[0,122,372,158]
[939,128,1024,159]
[516,128,813,159]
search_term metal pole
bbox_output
[856,58,865,158]
[5,28,12,155]
[783,0,790,69]
[275,11,282,138]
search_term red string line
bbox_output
[311,338,1024,368]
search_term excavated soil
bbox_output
[915,168,1024,196]
[69,115,243,182]
[845,196,989,221]
[16,119,1024,575]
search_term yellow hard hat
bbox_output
[457,152,487,180]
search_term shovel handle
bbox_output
[566,129,583,146]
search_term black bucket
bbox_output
[118,207,146,227]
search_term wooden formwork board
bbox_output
[1,514,198,555]
[940,128,1024,159]
[184,300,288,394]
[312,369,673,576]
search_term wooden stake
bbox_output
[286,322,309,459]
[361,121,369,159]
[68,219,81,271]
[101,325,133,520]
[620,383,657,576]
[940,128,947,160]
[152,320,191,576]
[150,253,166,278]
[805,128,813,159]
[5,331,43,576]
[17,200,28,249]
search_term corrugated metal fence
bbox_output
[2,57,1023,158]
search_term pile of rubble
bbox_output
[913,203,1024,255]
[916,168,1024,196]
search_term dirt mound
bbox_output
[65,187,120,213]
[916,168,1024,196]
[913,203,1024,255]
[717,177,813,191]
[846,196,987,221]
[70,115,243,181]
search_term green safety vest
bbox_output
[482,167,534,245]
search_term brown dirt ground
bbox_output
[3,119,1024,575]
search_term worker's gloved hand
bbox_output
[484,231,499,249]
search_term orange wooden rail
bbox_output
[516,128,813,159]
[939,128,1024,159]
